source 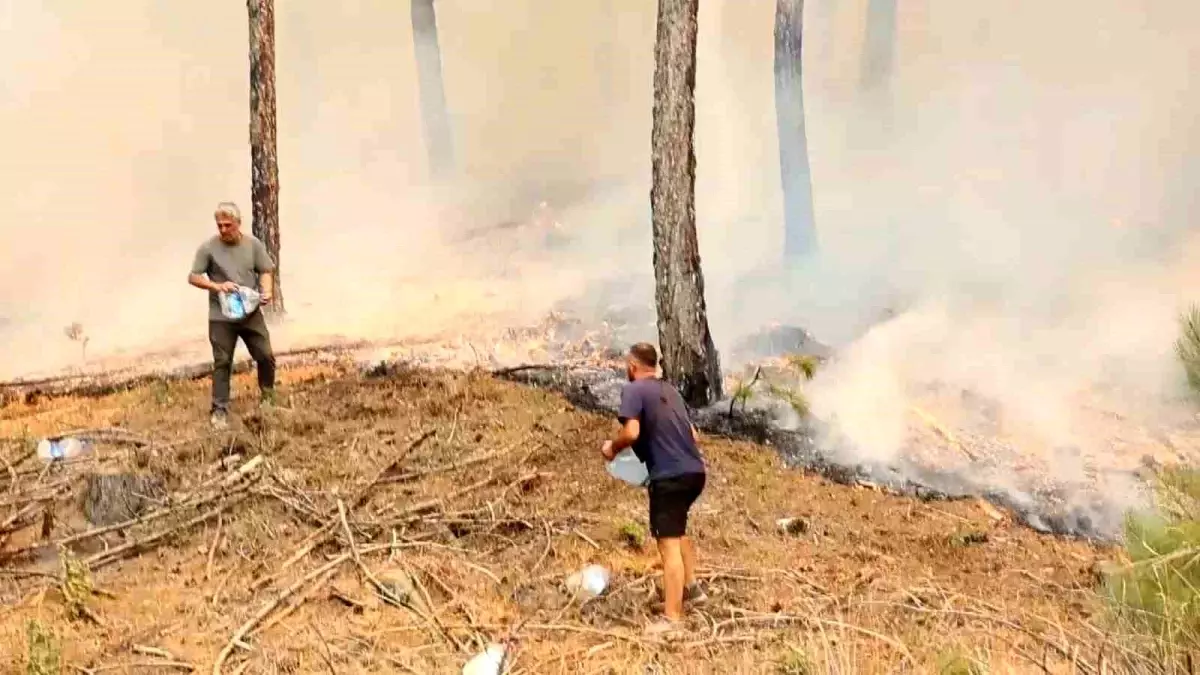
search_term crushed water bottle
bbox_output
[565,564,611,598]
[606,448,649,487]
[218,286,262,320]
[462,643,506,675]
[36,437,92,462]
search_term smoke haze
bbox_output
[3,0,1200,529]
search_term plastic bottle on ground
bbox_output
[462,643,506,675]
[566,564,611,598]
[36,437,93,462]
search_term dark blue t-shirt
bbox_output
[618,378,706,481]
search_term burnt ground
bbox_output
[0,362,1129,674]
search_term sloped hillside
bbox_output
[0,362,1118,674]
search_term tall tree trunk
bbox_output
[650,0,722,408]
[595,0,615,101]
[859,0,896,92]
[775,0,818,260]
[412,0,454,181]
[248,0,283,315]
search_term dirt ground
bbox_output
[0,362,1125,674]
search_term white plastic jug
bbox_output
[218,286,262,320]
[462,643,506,675]
[606,448,648,487]
[36,437,92,462]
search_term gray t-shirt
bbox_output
[618,377,706,481]
[190,234,275,322]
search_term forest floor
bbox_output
[0,360,1129,674]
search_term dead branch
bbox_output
[1,478,257,563]
[377,444,519,485]
[87,493,252,570]
[249,430,435,590]
[336,499,466,653]
[212,547,374,675]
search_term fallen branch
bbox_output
[87,493,252,570]
[212,543,391,675]
[377,444,519,486]
[1,478,257,563]
[249,430,435,590]
[336,499,466,652]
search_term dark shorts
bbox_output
[648,472,706,539]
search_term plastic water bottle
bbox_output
[606,449,649,487]
[462,644,506,675]
[228,291,245,319]
[238,286,262,315]
[566,564,611,598]
[36,437,92,462]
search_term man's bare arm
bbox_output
[259,271,274,302]
[691,425,700,445]
[189,273,221,292]
[602,419,640,460]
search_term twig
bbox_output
[74,661,195,673]
[87,493,251,570]
[532,520,553,573]
[132,645,177,659]
[308,619,337,675]
[212,548,378,675]
[251,566,340,637]
[377,444,519,485]
[337,499,466,653]
[2,473,258,562]
[205,513,223,582]
[250,430,435,589]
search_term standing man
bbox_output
[601,342,708,636]
[188,202,277,429]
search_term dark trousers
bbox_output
[208,310,276,413]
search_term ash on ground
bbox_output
[487,318,1173,542]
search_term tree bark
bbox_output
[775,0,818,260]
[859,0,896,92]
[650,0,722,408]
[412,0,454,181]
[248,0,283,315]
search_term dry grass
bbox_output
[0,361,1133,673]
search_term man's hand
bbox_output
[600,440,616,461]
[260,290,273,305]
[215,281,239,293]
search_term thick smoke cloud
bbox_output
[2,1,1200,530]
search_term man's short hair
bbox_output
[215,202,241,221]
[629,342,659,369]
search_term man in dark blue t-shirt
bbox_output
[601,342,707,635]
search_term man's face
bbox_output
[215,214,241,243]
[625,356,637,382]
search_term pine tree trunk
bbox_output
[248,0,283,315]
[412,0,454,181]
[859,0,897,92]
[775,0,818,260]
[650,0,722,408]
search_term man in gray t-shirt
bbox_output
[187,202,277,429]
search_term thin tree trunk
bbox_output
[775,0,818,260]
[595,0,615,101]
[248,0,283,315]
[412,0,454,181]
[859,0,896,92]
[650,0,722,408]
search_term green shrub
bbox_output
[1104,467,1200,667]
[26,620,59,675]
[936,649,987,675]
[1176,306,1200,397]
